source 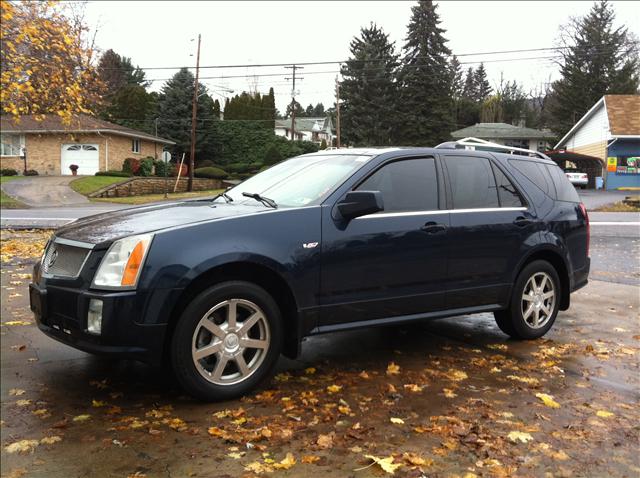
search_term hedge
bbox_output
[95,170,133,177]
[0,168,18,176]
[194,167,228,179]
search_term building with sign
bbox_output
[553,95,640,190]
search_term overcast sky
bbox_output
[83,1,640,114]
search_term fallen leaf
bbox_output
[326,384,342,394]
[403,384,422,392]
[272,452,296,470]
[443,388,457,398]
[535,393,561,409]
[446,369,468,381]
[596,410,614,418]
[15,399,31,407]
[304,367,316,375]
[3,321,32,326]
[508,431,534,443]
[507,375,540,385]
[40,436,62,445]
[302,455,320,464]
[390,417,405,425]
[386,362,400,375]
[92,400,107,408]
[227,452,245,459]
[316,433,334,449]
[4,440,39,454]
[72,414,91,422]
[402,452,433,467]
[9,389,26,396]
[363,455,403,474]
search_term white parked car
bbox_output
[565,169,588,188]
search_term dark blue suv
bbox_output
[29,146,590,400]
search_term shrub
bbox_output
[196,159,215,168]
[225,163,252,174]
[122,157,140,175]
[138,157,154,177]
[0,168,18,176]
[194,167,228,179]
[24,169,39,176]
[264,145,283,166]
[95,170,132,177]
[248,161,263,170]
[320,139,328,150]
[154,160,175,177]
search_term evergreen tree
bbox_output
[304,104,315,117]
[340,23,399,146]
[103,85,155,133]
[549,0,639,135]
[285,100,304,119]
[312,103,326,117]
[97,49,148,97]
[473,63,492,101]
[155,68,217,161]
[462,67,476,99]
[396,1,453,145]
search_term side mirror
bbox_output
[336,191,384,220]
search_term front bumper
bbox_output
[29,280,167,365]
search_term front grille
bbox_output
[41,240,91,278]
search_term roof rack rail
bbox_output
[435,137,550,160]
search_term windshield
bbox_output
[220,154,371,208]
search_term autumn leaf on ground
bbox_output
[4,440,39,454]
[596,410,614,418]
[386,362,400,375]
[507,431,534,443]
[326,384,342,394]
[9,388,25,396]
[164,417,188,431]
[92,399,107,407]
[362,455,403,474]
[40,436,62,445]
[15,399,31,407]
[72,414,91,422]
[445,369,468,381]
[245,461,273,474]
[302,455,320,464]
[487,344,508,351]
[3,321,32,326]
[535,393,561,408]
[316,432,334,449]
[305,367,316,374]
[272,453,296,470]
[403,384,422,392]
[402,452,433,467]
[443,388,457,398]
[390,417,405,425]
[32,409,50,418]
[507,375,540,385]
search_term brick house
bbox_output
[0,114,175,176]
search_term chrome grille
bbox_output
[41,240,91,278]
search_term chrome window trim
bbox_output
[356,206,527,219]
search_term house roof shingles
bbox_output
[450,122,555,140]
[275,117,333,133]
[0,114,175,144]
[604,95,640,136]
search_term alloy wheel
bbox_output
[521,272,555,329]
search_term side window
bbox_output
[444,156,499,209]
[510,160,554,197]
[491,163,525,207]
[356,158,438,212]
[546,164,580,202]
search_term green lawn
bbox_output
[69,176,128,196]
[92,189,224,205]
[0,176,28,209]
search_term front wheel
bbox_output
[171,281,283,401]
[494,260,560,340]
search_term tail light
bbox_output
[578,202,589,257]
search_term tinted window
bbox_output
[491,163,525,207]
[511,160,553,196]
[546,164,580,202]
[444,156,499,209]
[357,158,438,212]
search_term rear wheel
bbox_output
[171,281,283,401]
[494,260,560,339]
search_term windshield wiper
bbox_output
[214,192,234,203]
[242,192,277,209]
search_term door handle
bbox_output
[513,216,533,227]
[421,221,447,234]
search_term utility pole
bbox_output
[188,34,201,192]
[335,75,341,148]
[285,65,303,141]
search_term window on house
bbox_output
[132,139,140,153]
[444,156,500,209]
[356,158,439,212]
[537,141,546,152]
[0,134,24,156]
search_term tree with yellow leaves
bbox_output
[0,1,103,123]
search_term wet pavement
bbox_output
[1,231,639,478]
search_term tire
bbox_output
[170,281,283,401]
[493,260,561,340]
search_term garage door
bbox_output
[61,144,99,175]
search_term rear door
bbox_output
[442,154,533,309]
[319,156,450,326]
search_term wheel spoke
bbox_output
[212,355,229,381]
[541,304,551,317]
[201,320,226,339]
[543,291,554,299]
[227,300,238,329]
[237,312,262,336]
[193,341,222,360]
[235,354,250,376]
[522,294,534,302]
[240,338,269,350]
[523,303,534,320]
[533,308,540,326]
[539,274,548,290]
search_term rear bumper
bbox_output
[29,281,167,365]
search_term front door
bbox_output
[319,157,449,327]
[442,154,534,309]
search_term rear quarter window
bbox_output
[546,164,580,202]
[510,159,554,197]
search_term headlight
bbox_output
[92,234,153,289]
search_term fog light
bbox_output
[87,299,103,335]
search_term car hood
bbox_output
[55,200,269,245]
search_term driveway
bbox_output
[578,189,630,210]
[1,176,89,207]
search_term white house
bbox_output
[274,117,335,146]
